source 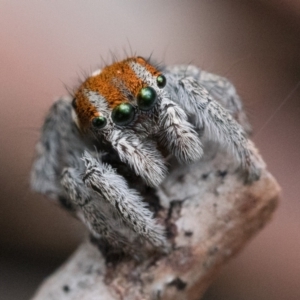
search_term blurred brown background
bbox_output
[0,1,299,299]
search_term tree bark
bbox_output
[32,142,280,300]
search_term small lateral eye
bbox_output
[112,103,135,126]
[156,74,166,88]
[72,98,77,109]
[92,116,107,129]
[137,86,157,111]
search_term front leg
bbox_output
[158,96,203,163]
[60,167,136,253]
[106,129,167,187]
[167,75,261,183]
[165,65,252,133]
[81,151,167,249]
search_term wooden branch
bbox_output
[32,143,280,300]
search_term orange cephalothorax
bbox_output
[73,57,163,130]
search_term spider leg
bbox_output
[81,151,167,249]
[158,96,203,163]
[165,65,252,133]
[166,75,261,183]
[106,129,167,187]
[61,167,137,253]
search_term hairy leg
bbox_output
[166,74,261,183]
[106,129,167,187]
[61,167,138,253]
[165,65,252,133]
[81,151,167,249]
[158,96,203,163]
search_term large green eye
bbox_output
[92,116,107,129]
[137,86,157,111]
[156,74,166,88]
[112,103,135,126]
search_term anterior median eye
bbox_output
[112,103,135,126]
[92,116,107,129]
[156,74,166,88]
[137,86,157,111]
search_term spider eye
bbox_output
[137,86,157,111]
[112,103,135,126]
[92,116,107,129]
[72,98,77,109]
[156,74,166,88]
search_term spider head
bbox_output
[72,56,166,136]
[72,57,201,186]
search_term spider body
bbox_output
[31,56,261,254]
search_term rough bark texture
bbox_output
[32,142,280,300]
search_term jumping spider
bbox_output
[31,56,260,254]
